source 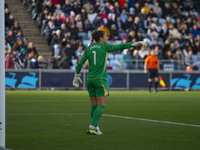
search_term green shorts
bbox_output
[86,78,109,97]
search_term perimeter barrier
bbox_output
[5,69,200,90]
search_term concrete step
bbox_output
[7,0,22,3]
[23,31,41,36]
[35,44,49,49]
[20,23,39,28]
[12,12,32,16]
[7,0,50,59]
[14,16,33,21]
[24,39,47,45]
[13,15,32,20]
[7,4,25,8]
[19,21,38,27]
[20,24,37,28]
[9,9,29,13]
[22,28,41,32]
[39,52,52,56]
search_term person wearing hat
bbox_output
[110,24,120,40]
[97,22,110,38]
[129,7,135,15]
[19,48,27,68]
[99,8,108,20]
[55,4,62,15]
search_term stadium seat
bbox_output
[71,59,77,65]
[185,11,189,17]
[115,40,122,45]
[158,18,166,25]
[78,32,87,39]
[110,59,120,70]
[194,11,199,19]
[115,54,122,60]
[171,18,176,24]
[70,66,75,70]
[157,25,162,32]
[148,4,154,9]
[107,60,110,65]
[83,40,90,47]
[108,53,115,60]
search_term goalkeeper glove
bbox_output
[132,41,147,47]
[72,73,83,87]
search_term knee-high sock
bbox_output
[155,81,158,90]
[90,105,105,127]
[148,81,152,91]
[91,105,97,118]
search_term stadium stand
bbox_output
[4,0,200,71]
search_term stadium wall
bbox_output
[5,70,200,90]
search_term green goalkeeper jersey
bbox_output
[76,42,133,80]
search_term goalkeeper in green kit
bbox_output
[73,30,147,135]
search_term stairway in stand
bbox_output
[6,0,51,60]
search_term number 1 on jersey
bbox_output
[92,51,96,65]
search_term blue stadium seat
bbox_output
[194,11,199,19]
[108,53,115,60]
[115,54,122,60]
[72,59,77,65]
[83,40,90,47]
[110,59,120,70]
[184,11,189,17]
[70,66,75,70]
[148,4,154,9]
[115,40,122,45]
[78,32,87,37]
[158,18,166,25]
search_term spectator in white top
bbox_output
[75,45,84,58]
[169,23,179,38]
[153,2,162,18]
[138,46,147,59]
[185,50,198,70]
[108,5,116,22]
[87,8,97,24]
[147,23,159,41]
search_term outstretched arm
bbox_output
[104,41,147,52]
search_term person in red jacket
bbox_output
[6,50,14,69]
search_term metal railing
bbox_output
[110,59,196,71]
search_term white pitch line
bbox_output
[7,113,200,128]
[8,113,88,116]
[103,114,200,128]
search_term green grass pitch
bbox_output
[6,90,200,150]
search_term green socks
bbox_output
[91,105,97,118]
[90,105,106,127]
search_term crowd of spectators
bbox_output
[6,0,200,71]
[5,1,49,69]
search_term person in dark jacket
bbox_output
[62,0,73,16]
[6,13,15,29]
[58,52,72,69]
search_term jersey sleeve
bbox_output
[103,43,133,52]
[75,51,87,74]
[156,56,159,64]
[145,56,149,64]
